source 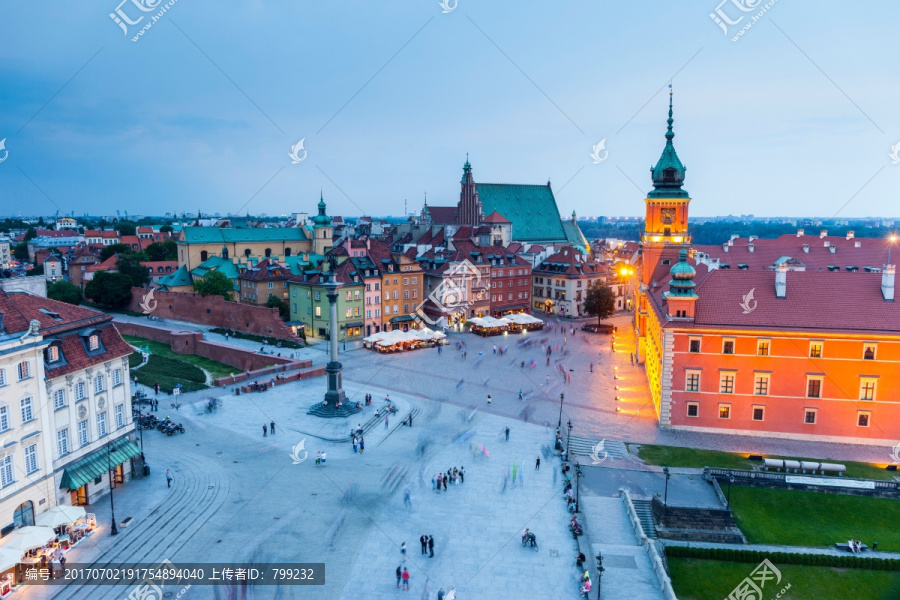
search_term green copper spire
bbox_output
[461,153,472,183]
[669,246,697,296]
[314,191,332,226]
[649,85,689,198]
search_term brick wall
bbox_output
[128,287,300,341]
[114,321,311,376]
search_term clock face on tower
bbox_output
[660,208,676,225]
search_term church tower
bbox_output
[457,154,483,227]
[640,87,691,286]
[312,192,333,255]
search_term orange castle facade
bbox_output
[634,92,900,444]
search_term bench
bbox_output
[835,543,868,553]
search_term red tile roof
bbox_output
[86,255,119,273]
[482,210,511,224]
[428,206,458,224]
[0,289,113,336]
[45,324,134,379]
[237,259,290,281]
[693,234,894,271]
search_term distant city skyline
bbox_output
[2,1,899,219]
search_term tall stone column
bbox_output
[308,278,358,418]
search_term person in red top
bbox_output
[401,568,410,590]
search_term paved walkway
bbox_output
[664,539,900,559]
[580,496,665,600]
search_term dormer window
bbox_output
[46,346,60,363]
[88,335,100,351]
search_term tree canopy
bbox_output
[47,281,83,305]
[583,280,616,324]
[85,271,134,307]
[193,270,234,301]
[144,239,177,261]
[100,243,132,261]
[116,252,151,287]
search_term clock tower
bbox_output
[640,87,691,286]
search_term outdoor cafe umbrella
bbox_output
[0,548,22,572]
[0,526,56,552]
[35,505,86,528]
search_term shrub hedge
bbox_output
[664,545,900,571]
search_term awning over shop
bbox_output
[345,321,365,328]
[390,315,416,323]
[59,438,141,490]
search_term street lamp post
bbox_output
[663,467,670,510]
[107,441,118,536]
[558,393,564,429]
[566,419,573,455]
[727,472,735,508]
[595,554,604,600]
[575,460,582,513]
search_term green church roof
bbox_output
[191,255,241,280]
[475,183,567,243]
[179,227,308,244]
[155,264,192,289]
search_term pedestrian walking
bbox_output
[359,437,365,453]
[166,469,173,488]
[316,451,321,466]
[270,420,275,434]
[438,588,445,600]
[352,436,358,453]
[263,424,268,437]
[459,467,465,483]
[518,389,523,400]
[505,427,510,441]
[401,542,407,562]
[154,383,160,395]
[396,565,402,588]
[535,457,541,470]
[487,394,492,405]
[321,451,327,466]
[420,534,428,555]
[589,363,593,373]
[630,352,634,365]
[402,568,410,590]
[428,535,434,557]
[385,415,390,429]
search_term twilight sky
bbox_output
[1,1,899,220]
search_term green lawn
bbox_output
[729,486,900,550]
[132,354,207,394]
[669,558,900,600]
[123,335,235,379]
[632,443,895,480]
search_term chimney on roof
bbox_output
[748,235,758,242]
[748,243,755,253]
[723,243,729,253]
[775,262,787,298]
[829,245,836,254]
[802,244,809,253]
[846,231,855,240]
[797,229,804,237]
[855,241,861,248]
[883,264,896,301]
[820,229,828,238]
[824,241,830,247]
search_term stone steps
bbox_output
[567,435,628,462]
[631,499,658,540]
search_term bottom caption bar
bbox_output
[16,563,325,586]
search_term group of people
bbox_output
[847,538,867,553]
[432,467,464,490]
[262,420,276,437]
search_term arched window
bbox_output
[244,248,252,258]
[222,247,229,259]
[200,250,208,262]
[265,248,272,258]
[284,248,292,257]
[13,501,34,528]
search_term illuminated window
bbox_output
[809,342,822,358]
[718,404,731,419]
[756,340,769,356]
